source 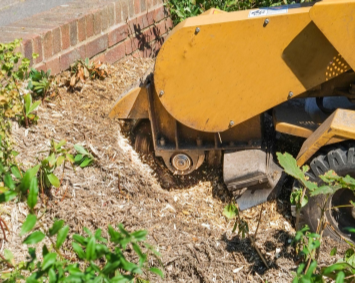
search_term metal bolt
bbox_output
[159,137,165,146]
[288,91,293,99]
[159,90,164,97]
[195,27,200,34]
[229,120,234,127]
[264,18,269,25]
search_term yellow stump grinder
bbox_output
[110,0,355,242]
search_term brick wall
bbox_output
[0,0,172,75]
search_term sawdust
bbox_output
[0,57,350,282]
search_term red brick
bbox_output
[22,39,33,65]
[121,0,130,21]
[147,0,153,9]
[144,45,153,57]
[142,26,154,41]
[93,53,105,64]
[146,9,155,25]
[70,21,78,46]
[128,0,134,17]
[154,6,165,22]
[86,34,108,58]
[166,18,173,31]
[43,31,53,59]
[45,56,61,75]
[124,37,138,55]
[115,2,122,24]
[105,43,126,64]
[154,38,164,54]
[134,14,148,30]
[78,17,86,42]
[61,24,70,50]
[108,24,128,47]
[52,27,61,55]
[60,45,86,71]
[132,50,142,58]
[154,20,167,35]
[141,0,147,12]
[34,62,46,72]
[128,16,144,34]
[108,3,115,27]
[33,36,43,64]
[101,8,109,31]
[134,0,140,14]
[93,10,102,35]
[86,14,94,37]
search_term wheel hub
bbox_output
[171,154,192,172]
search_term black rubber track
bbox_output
[294,144,355,242]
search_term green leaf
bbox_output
[49,220,65,236]
[20,214,37,236]
[0,162,4,174]
[56,225,69,249]
[28,100,41,114]
[47,173,60,188]
[310,184,342,196]
[24,93,32,115]
[4,173,15,189]
[330,247,337,256]
[323,262,355,275]
[223,203,239,219]
[84,227,93,236]
[345,248,355,266]
[74,154,83,163]
[57,155,65,166]
[11,151,19,157]
[20,164,40,192]
[42,244,49,257]
[0,190,17,203]
[11,166,22,179]
[66,154,75,163]
[72,242,85,259]
[149,267,164,278]
[80,157,93,168]
[132,243,146,267]
[23,231,45,245]
[277,152,306,183]
[27,177,38,209]
[4,249,14,262]
[335,271,345,283]
[42,253,57,270]
[73,234,87,245]
[47,153,56,168]
[74,144,89,155]
[48,268,56,283]
[86,237,96,260]
[131,230,147,242]
[55,140,67,150]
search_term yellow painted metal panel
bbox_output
[109,87,148,119]
[297,109,355,166]
[310,0,355,71]
[154,6,340,132]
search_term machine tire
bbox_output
[294,145,355,242]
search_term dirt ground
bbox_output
[0,57,350,282]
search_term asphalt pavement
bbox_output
[0,0,73,26]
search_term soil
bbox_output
[0,57,350,282]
